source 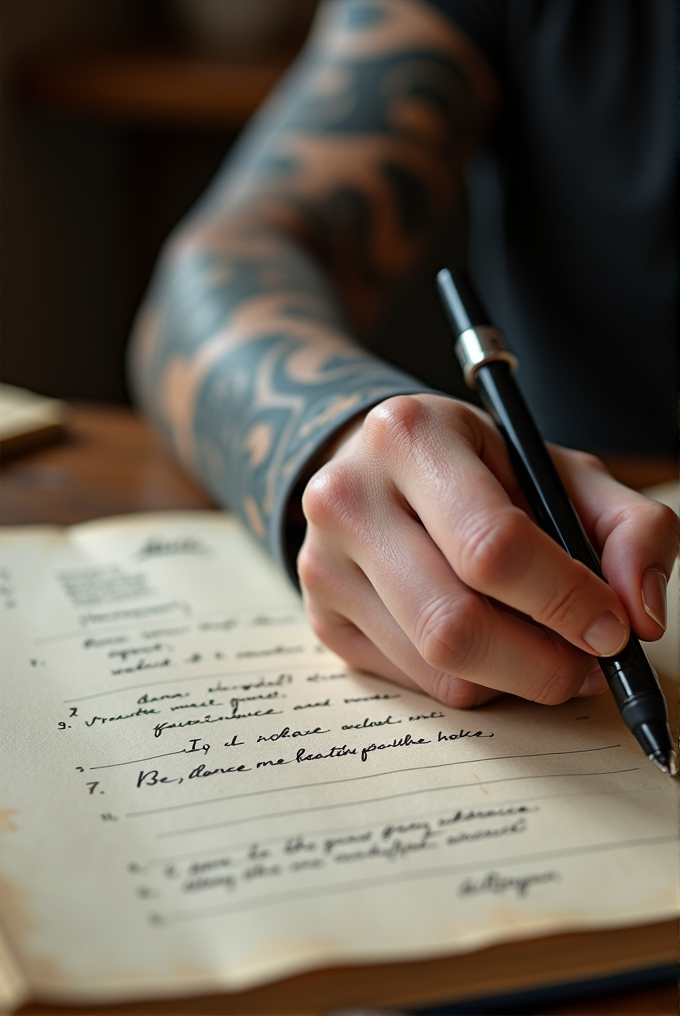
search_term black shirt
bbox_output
[423,0,675,454]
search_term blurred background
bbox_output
[0,0,319,405]
[1,0,470,413]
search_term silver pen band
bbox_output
[455,326,519,388]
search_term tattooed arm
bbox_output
[131,0,495,564]
[130,0,677,708]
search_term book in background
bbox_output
[0,384,67,458]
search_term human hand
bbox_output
[297,394,679,707]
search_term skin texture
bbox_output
[130,0,678,709]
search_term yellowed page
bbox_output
[0,512,676,1006]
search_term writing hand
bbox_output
[298,395,678,708]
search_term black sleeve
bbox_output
[419,0,507,72]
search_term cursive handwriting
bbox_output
[79,600,189,626]
[199,619,237,631]
[153,708,281,737]
[229,692,284,713]
[86,706,160,726]
[438,805,538,827]
[170,699,223,711]
[295,744,357,762]
[137,769,184,788]
[111,658,171,675]
[207,674,292,694]
[459,870,560,898]
[109,644,167,661]
[138,691,189,705]
[437,729,494,741]
[83,635,127,649]
[188,762,251,778]
[361,733,430,762]
[446,816,528,846]
[257,725,330,742]
[306,672,347,682]
[344,694,400,703]
[137,536,208,558]
[293,699,331,710]
[341,715,401,731]
[236,645,303,658]
[223,735,244,748]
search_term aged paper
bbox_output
[0,512,676,1005]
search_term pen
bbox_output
[437,266,677,777]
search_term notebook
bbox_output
[0,501,676,1013]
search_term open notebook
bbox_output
[0,504,677,1012]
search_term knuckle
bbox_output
[570,449,607,474]
[297,537,349,601]
[530,661,579,706]
[446,398,484,434]
[522,627,590,706]
[458,509,531,590]
[362,395,429,456]
[296,542,327,595]
[642,499,680,543]
[301,463,357,529]
[607,499,679,565]
[603,494,679,558]
[429,673,485,709]
[539,563,592,630]
[416,595,482,675]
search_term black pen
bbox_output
[437,267,676,776]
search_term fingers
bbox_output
[363,396,631,659]
[299,527,496,708]
[298,393,667,711]
[299,473,603,706]
[547,447,679,642]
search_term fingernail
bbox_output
[583,612,627,656]
[641,568,667,631]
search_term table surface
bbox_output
[1,403,677,1016]
[19,46,299,129]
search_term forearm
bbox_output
[130,218,429,578]
[129,0,498,577]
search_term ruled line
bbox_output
[125,744,623,820]
[158,833,677,925]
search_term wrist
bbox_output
[282,410,369,584]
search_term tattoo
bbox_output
[130,0,498,578]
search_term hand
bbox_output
[297,394,678,707]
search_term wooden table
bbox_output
[1,404,677,1016]
[19,48,299,130]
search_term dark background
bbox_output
[0,0,318,404]
[0,0,470,409]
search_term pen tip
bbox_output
[648,749,678,777]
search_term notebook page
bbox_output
[0,513,676,1005]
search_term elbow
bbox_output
[126,220,205,419]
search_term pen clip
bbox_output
[436,267,519,386]
[455,326,519,388]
